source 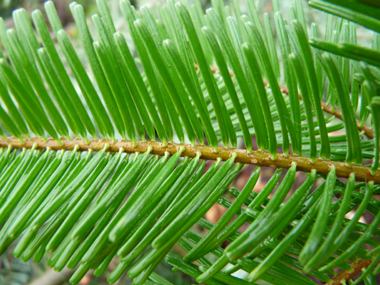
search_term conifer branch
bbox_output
[1,136,379,183]
[0,1,378,283]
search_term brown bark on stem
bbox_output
[1,136,379,184]
[324,258,372,285]
[196,64,375,140]
[280,85,375,140]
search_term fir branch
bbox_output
[1,136,379,183]
[0,1,378,284]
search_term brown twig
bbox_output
[196,64,375,140]
[324,258,372,285]
[1,136,379,184]
[280,85,375,140]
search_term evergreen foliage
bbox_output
[0,0,379,284]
